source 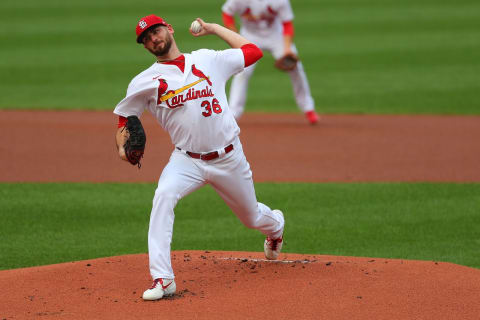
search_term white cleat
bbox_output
[142,278,176,301]
[264,209,284,260]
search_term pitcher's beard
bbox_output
[149,35,173,57]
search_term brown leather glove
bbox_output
[274,53,299,71]
[123,116,146,168]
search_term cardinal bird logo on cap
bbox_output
[139,20,148,29]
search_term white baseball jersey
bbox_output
[222,0,294,37]
[114,45,285,281]
[114,48,244,153]
[223,0,316,119]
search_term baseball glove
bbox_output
[274,53,298,71]
[123,115,146,168]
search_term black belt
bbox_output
[177,144,234,161]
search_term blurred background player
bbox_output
[222,0,319,124]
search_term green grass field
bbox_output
[1,183,479,270]
[1,0,479,113]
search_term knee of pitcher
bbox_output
[152,189,180,205]
[241,217,260,230]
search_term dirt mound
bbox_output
[1,251,479,319]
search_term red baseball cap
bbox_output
[136,14,168,43]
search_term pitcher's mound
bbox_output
[1,250,479,319]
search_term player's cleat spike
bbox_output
[264,209,284,260]
[264,236,283,260]
[142,278,176,300]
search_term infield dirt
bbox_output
[1,251,480,320]
[2,111,480,182]
[1,111,480,319]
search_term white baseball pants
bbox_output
[147,137,285,280]
[228,30,315,119]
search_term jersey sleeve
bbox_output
[278,0,295,22]
[282,21,294,36]
[241,44,263,67]
[117,116,127,128]
[221,0,242,15]
[113,80,149,118]
[212,48,245,80]
[222,12,236,28]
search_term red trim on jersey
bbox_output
[283,21,294,36]
[241,44,263,67]
[160,55,185,73]
[118,116,127,128]
[222,12,236,28]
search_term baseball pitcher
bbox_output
[114,15,285,301]
[222,0,319,124]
